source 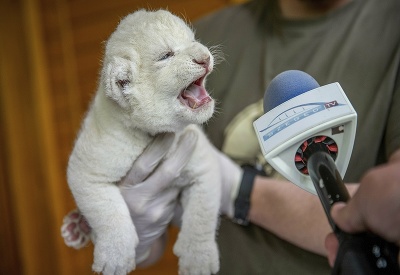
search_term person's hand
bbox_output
[61,129,242,265]
[325,153,400,266]
[120,130,198,266]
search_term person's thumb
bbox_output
[120,133,175,187]
[331,201,366,233]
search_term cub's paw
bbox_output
[61,209,92,249]
[92,230,138,275]
[174,239,219,275]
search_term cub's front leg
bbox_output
[173,170,221,275]
[173,129,221,275]
[67,124,142,275]
[87,185,137,275]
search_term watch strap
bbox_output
[232,165,263,226]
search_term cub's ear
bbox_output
[102,56,136,108]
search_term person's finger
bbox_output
[324,232,339,267]
[121,133,175,186]
[171,203,183,227]
[145,187,181,223]
[144,129,198,192]
[331,202,366,233]
[121,183,180,224]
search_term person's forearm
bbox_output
[248,176,358,255]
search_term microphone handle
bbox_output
[307,151,400,275]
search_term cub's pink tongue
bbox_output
[181,84,211,109]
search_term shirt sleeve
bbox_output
[385,50,400,158]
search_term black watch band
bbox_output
[232,165,265,226]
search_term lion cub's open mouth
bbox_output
[179,77,212,110]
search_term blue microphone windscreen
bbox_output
[264,70,320,113]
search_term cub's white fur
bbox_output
[67,9,220,275]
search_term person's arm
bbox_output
[248,175,358,256]
[213,146,359,256]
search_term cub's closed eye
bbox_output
[116,79,130,89]
[159,51,174,61]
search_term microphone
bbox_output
[254,70,357,195]
[253,70,399,275]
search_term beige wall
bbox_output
[0,0,239,274]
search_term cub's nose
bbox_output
[193,55,211,68]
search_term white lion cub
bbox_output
[66,9,220,275]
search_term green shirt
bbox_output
[194,0,400,274]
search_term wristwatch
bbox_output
[232,164,266,226]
